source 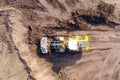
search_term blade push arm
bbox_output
[77,35,89,51]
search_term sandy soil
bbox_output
[6,8,58,80]
[54,30,120,80]
[0,0,120,80]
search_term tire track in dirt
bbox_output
[54,30,120,80]
[0,10,28,80]
[0,7,60,80]
[1,1,120,80]
[98,47,120,80]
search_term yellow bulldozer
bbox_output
[40,35,89,54]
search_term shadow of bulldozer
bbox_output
[36,40,82,73]
[51,51,82,73]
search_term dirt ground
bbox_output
[0,0,120,80]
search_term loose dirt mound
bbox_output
[0,0,120,80]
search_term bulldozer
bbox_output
[40,35,89,54]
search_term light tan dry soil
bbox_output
[0,0,120,80]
